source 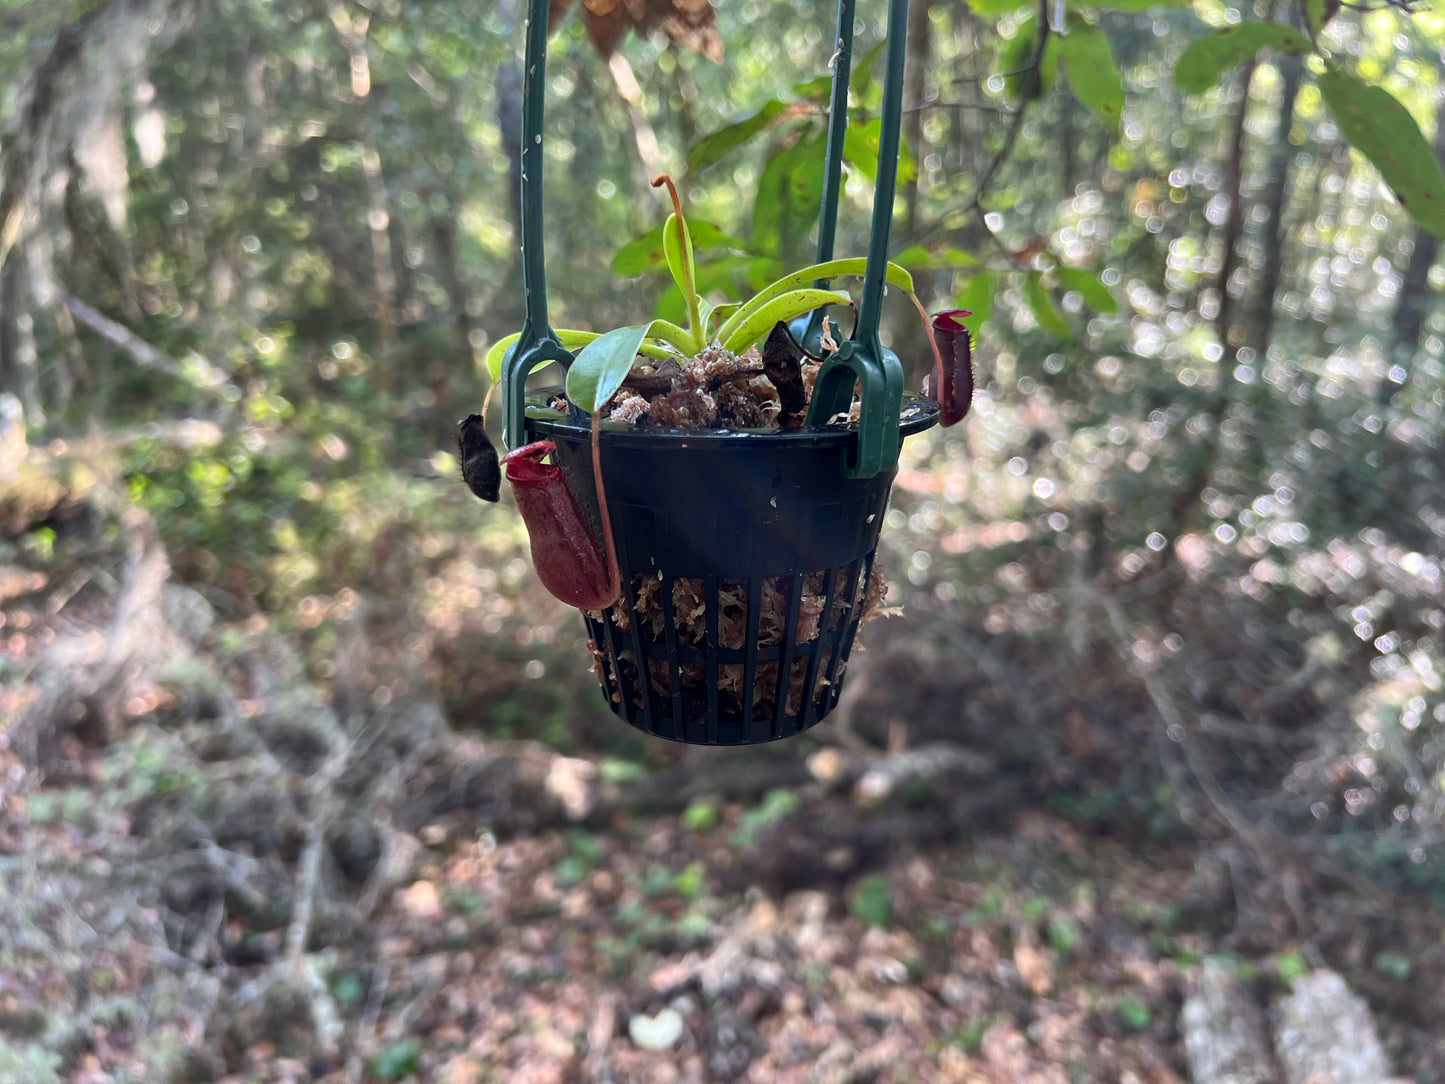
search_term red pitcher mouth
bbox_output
[501,440,560,484]
[502,440,615,610]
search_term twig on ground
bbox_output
[344,957,392,1084]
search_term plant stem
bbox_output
[591,411,621,609]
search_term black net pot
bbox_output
[525,391,941,746]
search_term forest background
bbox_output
[2,0,1445,1079]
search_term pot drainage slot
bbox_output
[583,557,880,745]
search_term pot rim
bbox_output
[523,387,941,450]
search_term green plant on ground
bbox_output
[848,872,893,927]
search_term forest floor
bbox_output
[3,458,1444,1084]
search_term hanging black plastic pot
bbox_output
[478,0,959,745]
[523,391,940,744]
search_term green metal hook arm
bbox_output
[815,0,856,276]
[800,0,857,358]
[520,0,551,339]
[854,0,909,353]
[502,0,575,449]
[804,0,909,480]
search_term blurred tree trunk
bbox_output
[1243,53,1302,362]
[1214,59,1256,364]
[330,3,398,358]
[1392,110,1445,358]
[431,202,474,358]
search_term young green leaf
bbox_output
[1318,70,1445,238]
[611,220,739,277]
[1025,273,1073,340]
[1056,24,1125,131]
[566,324,653,414]
[1173,23,1313,95]
[661,212,697,306]
[714,258,914,346]
[1057,266,1118,313]
[485,329,603,383]
[721,289,852,355]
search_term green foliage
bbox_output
[1047,917,1081,956]
[998,16,1057,104]
[687,99,794,171]
[848,873,894,927]
[1317,71,1445,238]
[370,1039,420,1081]
[1115,994,1152,1031]
[328,972,365,1009]
[567,325,656,413]
[1024,272,1074,340]
[681,798,720,832]
[951,1016,993,1054]
[1056,23,1125,131]
[1172,23,1314,94]
[1274,950,1309,984]
[730,788,803,849]
[1373,951,1412,980]
[671,860,707,900]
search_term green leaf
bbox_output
[721,288,853,354]
[370,1040,420,1082]
[688,99,790,171]
[484,329,603,383]
[999,17,1058,103]
[1318,70,1445,238]
[610,220,739,277]
[892,243,978,270]
[1173,23,1314,95]
[844,117,918,186]
[652,282,688,326]
[966,0,1031,15]
[1025,272,1073,339]
[661,212,697,312]
[714,257,915,346]
[1305,0,1334,33]
[1090,0,1189,9]
[566,324,653,413]
[954,273,994,333]
[752,130,826,258]
[1057,265,1118,313]
[1056,24,1125,131]
[792,74,833,102]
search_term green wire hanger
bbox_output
[503,0,912,479]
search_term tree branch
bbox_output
[967,0,1052,214]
